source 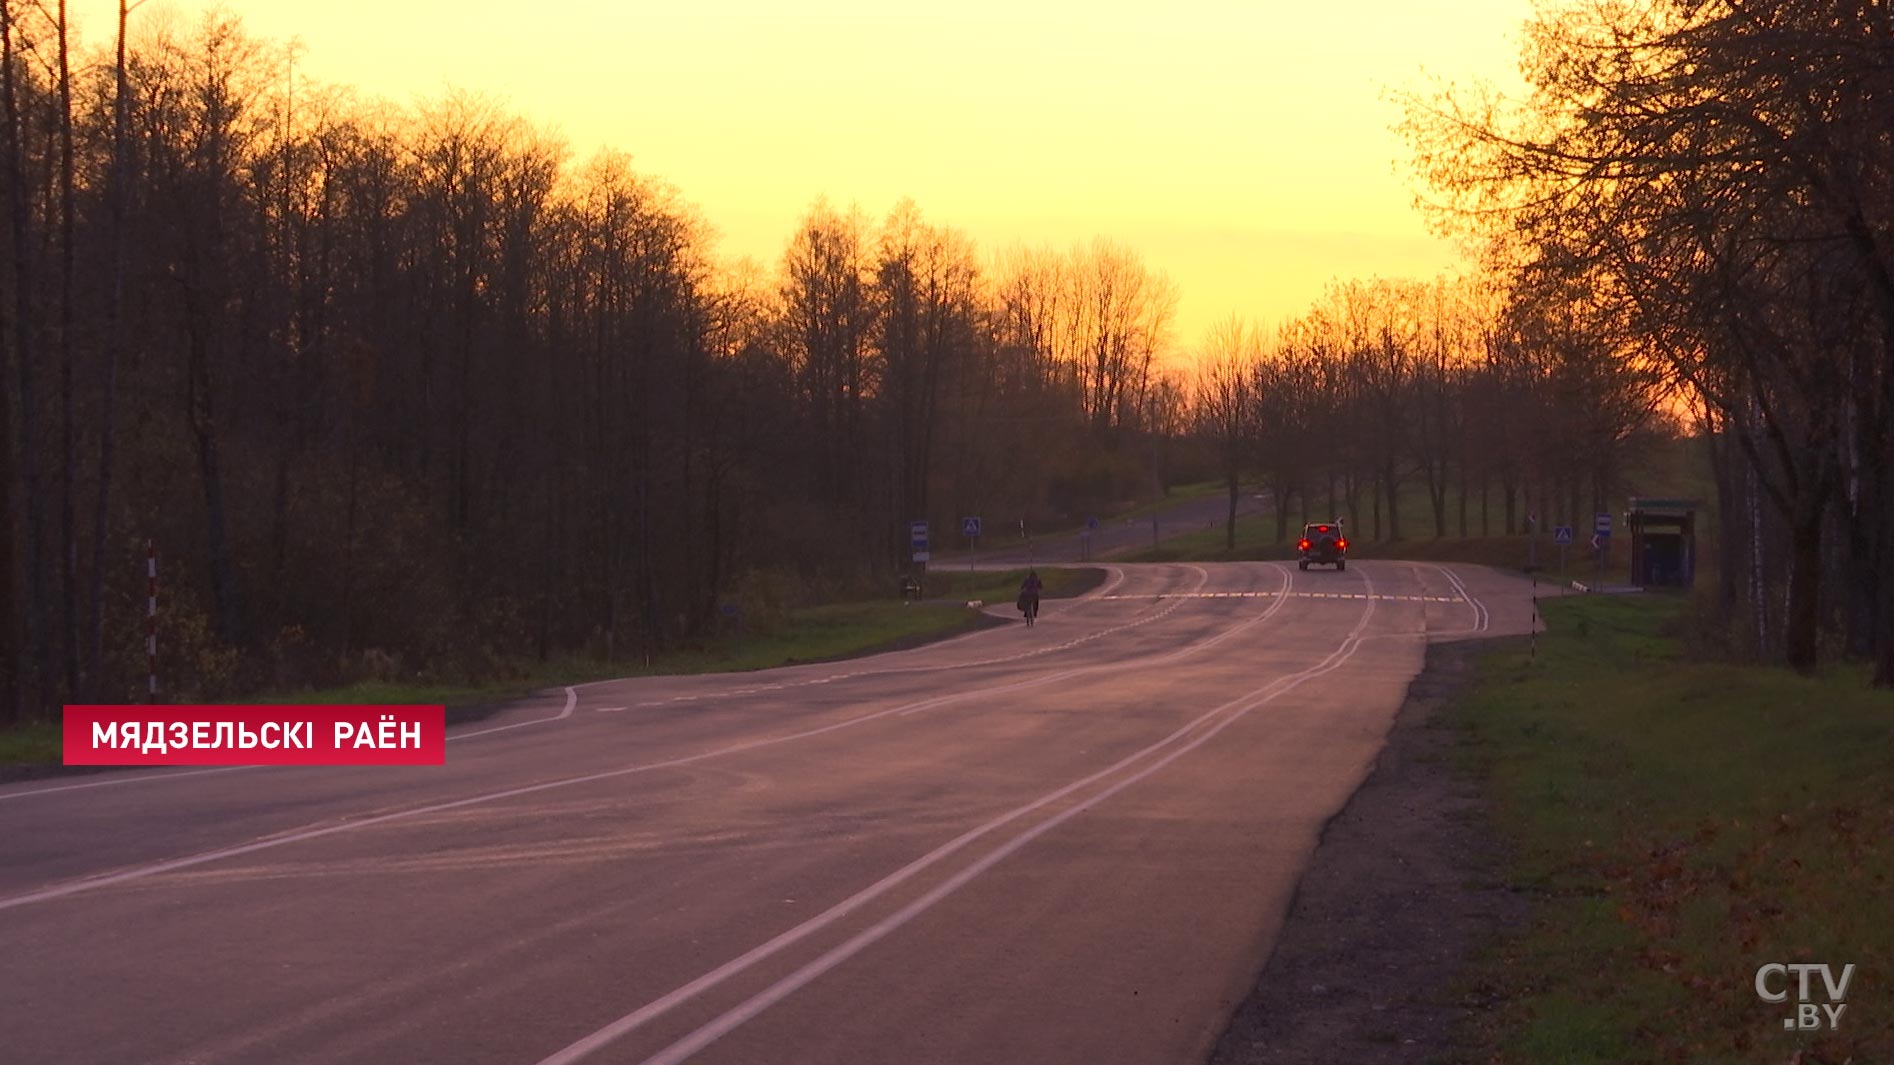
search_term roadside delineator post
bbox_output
[1530,571,1538,659]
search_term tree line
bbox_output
[1187,272,1666,557]
[0,9,1186,718]
[1400,0,1894,683]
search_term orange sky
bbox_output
[86,0,1533,353]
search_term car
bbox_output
[1298,522,1347,571]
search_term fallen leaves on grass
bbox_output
[1598,801,1893,1063]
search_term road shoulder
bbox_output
[1208,636,1526,1064]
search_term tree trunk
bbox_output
[87,0,133,700]
[1384,462,1402,541]
[0,248,13,722]
[1783,495,1825,675]
[2,0,49,715]
[187,323,245,649]
[55,0,77,700]
[1225,474,1238,551]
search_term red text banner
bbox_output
[63,705,447,766]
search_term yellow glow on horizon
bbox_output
[84,0,1533,351]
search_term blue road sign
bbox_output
[1553,525,1573,546]
[1087,516,1100,531]
[909,520,929,551]
[962,516,982,539]
[1595,512,1613,538]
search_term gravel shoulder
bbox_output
[1209,636,1527,1065]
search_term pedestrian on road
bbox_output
[1017,570,1043,628]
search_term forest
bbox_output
[1,0,1888,723]
[1400,0,1894,683]
[0,6,1200,716]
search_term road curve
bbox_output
[0,561,1536,1065]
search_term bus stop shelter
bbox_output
[1627,497,1698,588]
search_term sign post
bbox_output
[1593,512,1613,588]
[962,516,982,598]
[909,520,930,598]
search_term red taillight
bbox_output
[1337,538,1347,549]
[1316,525,1330,532]
[1298,539,1310,550]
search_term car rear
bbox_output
[1298,524,1347,570]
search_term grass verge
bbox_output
[0,720,61,764]
[1,567,1103,764]
[1451,593,1892,1063]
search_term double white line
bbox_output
[1430,565,1489,634]
[534,569,1382,1065]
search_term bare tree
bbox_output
[1192,316,1259,550]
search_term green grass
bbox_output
[920,565,1097,605]
[1452,594,1894,1063]
[0,720,61,764]
[0,567,1105,763]
[1108,480,1226,522]
[259,566,1100,709]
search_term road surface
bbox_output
[0,561,1535,1065]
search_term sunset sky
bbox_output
[83,0,1532,352]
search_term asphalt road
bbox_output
[0,561,1536,1065]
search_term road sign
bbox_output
[1595,512,1613,536]
[910,520,929,549]
[1553,525,1573,546]
[962,516,982,539]
[1087,516,1100,531]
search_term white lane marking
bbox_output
[894,566,1290,717]
[0,765,251,802]
[603,565,1223,714]
[1090,565,1128,599]
[0,687,585,803]
[449,687,578,740]
[1430,565,1490,634]
[622,572,1380,1065]
[2,566,1159,801]
[0,571,1290,913]
[578,563,1160,706]
[530,564,1328,1065]
[1093,589,1465,605]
